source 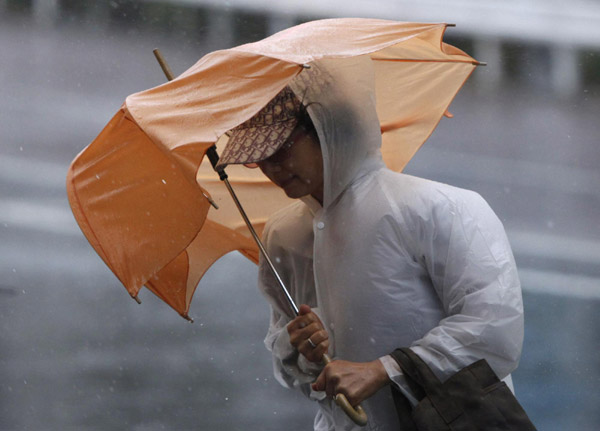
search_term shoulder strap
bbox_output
[390,348,441,388]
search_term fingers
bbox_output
[301,331,329,362]
[290,322,323,345]
[298,304,312,315]
[311,360,390,407]
[312,367,327,393]
[305,328,328,347]
[287,309,321,333]
[312,363,339,400]
[286,305,329,362]
[291,325,329,362]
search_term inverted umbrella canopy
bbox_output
[67,18,481,320]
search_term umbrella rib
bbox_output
[371,57,484,66]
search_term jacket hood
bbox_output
[288,56,385,208]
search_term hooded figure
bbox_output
[220,56,524,430]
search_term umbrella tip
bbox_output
[153,48,175,81]
[131,295,142,305]
[183,314,194,323]
[202,192,219,210]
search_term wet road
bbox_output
[1,7,599,431]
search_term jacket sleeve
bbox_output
[409,190,524,383]
[256,223,325,400]
[261,298,324,395]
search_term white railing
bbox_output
[20,0,600,96]
[140,0,600,47]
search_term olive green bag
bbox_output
[390,348,537,431]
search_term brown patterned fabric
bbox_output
[292,62,331,98]
[217,86,301,167]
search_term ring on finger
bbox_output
[307,338,317,348]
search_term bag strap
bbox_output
[391,348,463,424]
[390,385,419,431]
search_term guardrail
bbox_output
[156,0,600,44]
[15,0,600,97]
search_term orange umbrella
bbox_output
[66,18,482,321]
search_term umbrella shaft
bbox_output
[223,178,300,316]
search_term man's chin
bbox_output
[283,187,308,200]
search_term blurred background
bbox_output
[1,0,599,430]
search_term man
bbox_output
[216,56,524,430]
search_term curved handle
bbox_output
[322,354,368,426]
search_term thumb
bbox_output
[298,304,312,315]
[312,369,326,392]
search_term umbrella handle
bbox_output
[322,354,368,426]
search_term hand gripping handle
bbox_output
[322,354,368,426]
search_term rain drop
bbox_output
[162,179,167,184]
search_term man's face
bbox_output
[257,125,324,203]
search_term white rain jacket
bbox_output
[257,57,524,431]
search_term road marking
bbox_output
[519,268,600,300]
[2,197,600,299]
[2,155,599,299]
[408,146,600,198]
[4,145,600,198]
[0,155,68,190]
[2,196,598,265]
[0,200,79,236]
[507,230,600,266]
